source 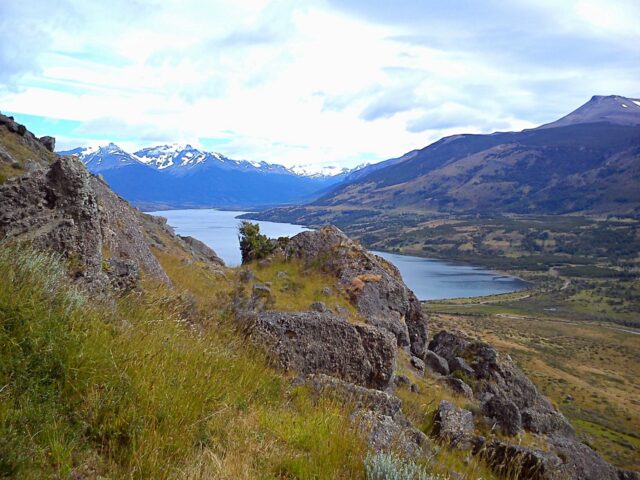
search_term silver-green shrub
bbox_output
[364,452,448,480]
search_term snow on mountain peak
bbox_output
[289,163,364,178]
[60,142,366,179]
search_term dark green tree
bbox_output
[238,221,274,263]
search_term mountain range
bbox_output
[251,95,640,222]
[58,143,363,209]
[60,94,640,215]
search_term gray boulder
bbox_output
[450,356,475,377]
[425,350,450,375]
[252,311,396,390]
[482,395,522,436]
[355,410,428,456]
[306,374,400,417]
[439,377,474,399]
[434,400,474,448]
[410,356,425,374]
[309,301,327,312]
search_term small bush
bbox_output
[364,452,446,480]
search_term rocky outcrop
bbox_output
[428,330,572,437]
[174,234,225,266]
[306,374,428,456]
[39,136,55,152]
[0,156,169,291]
[0,112,57,170]
[284,226,428,359]
[429,330,630,479]
[251,311,396,390]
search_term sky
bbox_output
[1,0,638,169]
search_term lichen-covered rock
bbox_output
[354,410,429,456]
[284,226,428,358]
[306,374,401,417]
[252,311,397,390]
[305,374,428,456]
[434,400,474,448]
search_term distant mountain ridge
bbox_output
[59,143,360,178]
[309,95,640,216]
[58,143,367,209]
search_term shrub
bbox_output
[364,452,447,480]
[238,221,275,263]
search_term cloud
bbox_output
[1,0,638,170]
[360,88,418,121]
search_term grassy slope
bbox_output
[0,245,369,479]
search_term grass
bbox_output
[242,257,362,321]
[0,244,368,479]
[0,127,57,177]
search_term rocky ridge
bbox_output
[234,226,637,479]
[0,120,224,293]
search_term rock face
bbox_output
[0,156,170,291]
[429,330,628,480]
[284,226,429,359]
[252,311,396,390]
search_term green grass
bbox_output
[245,258,362,321]
[0,245,367,479]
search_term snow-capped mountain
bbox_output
[135,144,220,170]
[57,143,364,209]
[59,143,139,173]
[61,143,366,179]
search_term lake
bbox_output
[151,209,529,300]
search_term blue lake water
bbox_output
[150,209,529,301]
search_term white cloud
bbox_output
[1,0,638,168]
